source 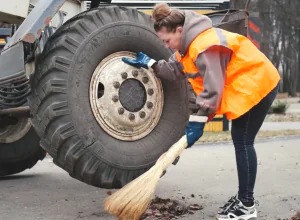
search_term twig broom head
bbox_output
[104,135,187,220]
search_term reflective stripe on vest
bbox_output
[176,28,231,80]
[176,28,280,120]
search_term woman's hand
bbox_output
[122,52,156,69]
[184,115,208,148]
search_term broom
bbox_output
[104,135,188,220]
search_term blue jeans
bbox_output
[231,84,278,203]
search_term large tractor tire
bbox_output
[0,118,46,176]
[28,6,189,189]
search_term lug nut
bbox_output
[129,113,135,120]
[112,95,119,102]
[113,81,120,88]
[118,107,125,115]
[147,88,154,96]
[121,72,128,79]
[147,102,153,109]
[140,69,146,74]
[142,77,149,84]
[132,70,139,77]
[139,111,146,118]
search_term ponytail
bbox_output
[152,3,185,32]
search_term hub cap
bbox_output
[90,52,164,141]
[119,78,147,112]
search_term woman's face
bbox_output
[157,26,183,51]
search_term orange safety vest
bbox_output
[176,28,280,120]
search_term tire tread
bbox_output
[29,6,187,189]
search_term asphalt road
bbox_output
[1,137,300,220]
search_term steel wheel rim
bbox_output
[0,118,31,143]
[90,51,164,141]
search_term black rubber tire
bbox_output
[0,127,46,176]
[28,6,189,189]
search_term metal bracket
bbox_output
[0,41,26,86]
[4,0,67,50]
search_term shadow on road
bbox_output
[0,174,39,181]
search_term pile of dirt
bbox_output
[140,196,203,220]
[291,212,300,220]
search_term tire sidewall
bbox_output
[0,127,41,162]
[0,126,45,176]
[68,22,188,169]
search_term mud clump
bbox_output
[291,212,300,220]
[140,196,203,220]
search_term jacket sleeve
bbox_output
[194,46,232,116]
[151,53,186,81]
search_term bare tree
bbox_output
[230,0,300,96]
[230,0,248,9]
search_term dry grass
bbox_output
[198,130,300,143]
[265,113,300,122]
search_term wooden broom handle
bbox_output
[155,135,188,172]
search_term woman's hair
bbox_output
[152,3,185,32]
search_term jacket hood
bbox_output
[180,11,213,55]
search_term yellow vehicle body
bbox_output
[140,9,215,16]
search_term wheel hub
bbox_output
[119,78,147,112]
[90,52,164,141]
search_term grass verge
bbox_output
[198,130,300,143]
[265,113,300,122]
